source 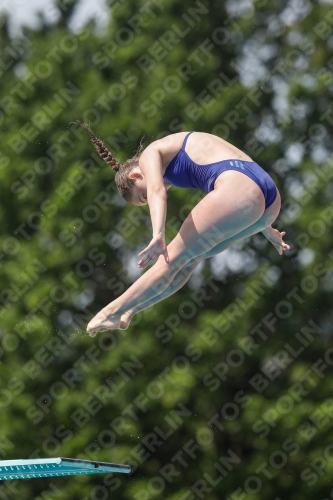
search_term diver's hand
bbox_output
[262,227,290,255]
[138,233,169,268]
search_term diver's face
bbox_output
[129,168,147,206]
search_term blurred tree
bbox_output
[0,0,333,499]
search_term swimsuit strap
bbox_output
[181,131,195,150]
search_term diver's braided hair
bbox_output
[73,121,144,201]
[74,121,121,172]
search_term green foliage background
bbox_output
[1,0,333,498]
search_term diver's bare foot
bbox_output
[87,307,121,337]
[119,311,134,330]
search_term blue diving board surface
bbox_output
[0,458,131,480]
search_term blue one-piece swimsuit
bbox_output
[163,131,277,209]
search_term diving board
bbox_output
[0,457,131,480]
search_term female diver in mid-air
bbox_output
[76,124,290,336]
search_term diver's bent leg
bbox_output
[120,194,281,329]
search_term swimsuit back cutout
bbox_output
[163,131,277,209]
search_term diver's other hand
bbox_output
[268,229,290,255]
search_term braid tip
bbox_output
[69,121,96,138]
